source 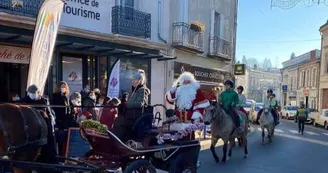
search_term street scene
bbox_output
[1,0,328,173]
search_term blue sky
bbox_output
[236,0,328,67]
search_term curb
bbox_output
[200,126,255,150]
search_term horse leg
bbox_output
[261,128,265,144]
[238,137,242,147]
[221,142,228,163]
[228,139,234,159]
[242,135,248,158]
[210,137,220,163]
[268,128,273,143]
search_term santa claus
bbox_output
[165,71,210,123]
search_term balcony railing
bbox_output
[0,0,42,17]
[209,37,232,59]
[112,5,151,39]
[172,22,204,53]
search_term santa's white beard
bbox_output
[176,82,199,110]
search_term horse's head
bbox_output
[262,105,270,115]
[204,101,223,124]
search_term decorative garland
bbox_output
[156,123,205,144]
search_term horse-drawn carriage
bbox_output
[0,103,202,173]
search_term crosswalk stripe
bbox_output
[274,129,284,133]
[323,133,328,136]
[305,131,319,135]
[257,127,268,132]
[289,130,299,134]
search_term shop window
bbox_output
[99,56,108,96]
[87,56,96,90]
[111,57,149,97]
[62,57,83,95]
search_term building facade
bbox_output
[0,0,174,106]
[235,65,281,103]
[281,50,320,108]
[165,0,238,99]
[319,21,328,109]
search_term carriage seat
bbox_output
[132,113,154,138]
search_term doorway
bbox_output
[0,63,28,102]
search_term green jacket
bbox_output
[296,108,308,119]
[220,89,239,112]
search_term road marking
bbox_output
[274,129,284,133]
[289,130,299,134]
[275,133,328,146]
[305,131,319,135]
[322,133,328,136]
[257,127,268,132]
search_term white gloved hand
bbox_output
[170,86,177,94]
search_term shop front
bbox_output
[0,45,30,102]
[173,61,228,100]
[288,91,297,106]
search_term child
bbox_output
[100,98,121,129]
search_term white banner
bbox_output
[27,0,64,95]
[60,0,113,34]
[107,59,120,98]
[0,45,30,64]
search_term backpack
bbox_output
[298,109,306,121]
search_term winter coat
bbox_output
[82,97,97,120]
[220,89,239,112]
[125,85,150,117]
[20,96,47,110]
[100,106,118,129]
[51,92,71,130]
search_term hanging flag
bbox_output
[107,59,120,98]
[27,0,64,95]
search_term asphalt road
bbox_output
[197,119,328,173]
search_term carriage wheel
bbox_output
[123,160,156,173]
[169,152,197,173]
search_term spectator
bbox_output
[51,81,71,156]
[82,91,97,120]
[80,84,90,101]
[100,98,121,129]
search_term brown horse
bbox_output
[0,103,48,173]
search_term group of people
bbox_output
[14,68,150,164]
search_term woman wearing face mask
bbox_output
[82,91,97,120]
[51,81,71,130]
[69,92,82,127]
[51,81,71,157]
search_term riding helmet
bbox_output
[237,86,244,92]
[224,80,234,88]
[267,89,273,94]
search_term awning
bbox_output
[0,25,176,61]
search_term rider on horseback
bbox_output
[220,80,243,134]
[236,86,248,115]
[256,89,279,125]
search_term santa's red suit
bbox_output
[165,72,210,140]
[166,89,209,122]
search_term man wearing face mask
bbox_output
[20,84,58,164]
[20,84,48,112]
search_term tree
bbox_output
[262,58,273,70]
[290,52,296,59]
[246,57,259,69]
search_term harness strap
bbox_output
[0,113,13,149]
[29,107,45,140]
[16,105,30,143]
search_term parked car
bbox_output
[312,109,328,130]
[281,105,297,120]
[250,103,263,124]
[245,99,256,119]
